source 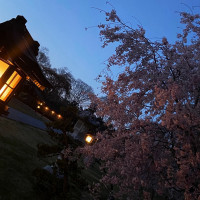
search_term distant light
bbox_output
[45,106,48,110]
[58,114,62,119]
[38,101,43,106]
[51,111,55,114]
[85,134,93,144]
[37,105,40,109]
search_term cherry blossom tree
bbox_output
[81,10,200,200]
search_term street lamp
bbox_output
[85,134,94,144]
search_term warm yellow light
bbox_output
[37,105,40,109]
[51,111,55,114]
[0,60,9,78]
[38,101,43,106]
[0,85,12,101]
[0,70,22,102]
[6,71,22,88]
[7,60,14,66]
[33,80,41,88]
[85,135,93,144]
[45,106,49,110]
[57,114,62,119]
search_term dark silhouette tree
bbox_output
[69,77,94,107]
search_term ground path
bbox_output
[4,107,47,130]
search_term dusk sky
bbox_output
[0,0,199,95]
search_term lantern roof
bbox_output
[0,15,51,89]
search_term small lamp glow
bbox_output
[58,114,62,119]
[85,134,93,144]
[45,106,48,110]
[37,105,40,109]
[51,111,55,114]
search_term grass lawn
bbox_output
[0,99,102,199]
[0,117,55,200]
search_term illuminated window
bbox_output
[0,70,22,102]
[0,60,9,78]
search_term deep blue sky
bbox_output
[0,0,199,94]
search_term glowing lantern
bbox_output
[57,114,62,119]
[45,106,49,110]
[51,111,55,114]
[85,134,94,144]
[0,59,22,102]
[37,105,40,109]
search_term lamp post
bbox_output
[85,134,94,144]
